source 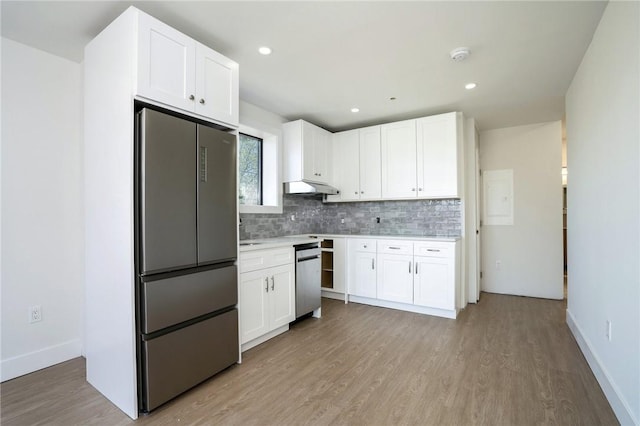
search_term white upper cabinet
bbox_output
[194,43,239,127]
[137,10,238,127]
[359,125,382,200]
[328,129,360,202]
[381,119,417,199]
[283,120,332,184]
[417,112,461,198]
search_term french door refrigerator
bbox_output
[135,107,238,412]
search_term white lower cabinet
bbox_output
[347,239,377,298]
[347,238,459,318]
[239,247,295,350]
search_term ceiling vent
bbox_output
[450,47,470,62]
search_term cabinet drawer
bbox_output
[378,239,413,255]
[414,242,453,258]
[351,238,376,253]
[240,247,294,273]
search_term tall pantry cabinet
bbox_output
[84,7,239,419]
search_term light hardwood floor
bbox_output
[1,293,618,425]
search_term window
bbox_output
[238,133,263,205]
[237,124,282,214]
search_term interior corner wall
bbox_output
[1,38,84,381]
[565,2,639,424]
[479,121,563,300]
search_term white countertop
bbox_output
[239,234,459,252]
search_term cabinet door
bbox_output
[137,12,196,112]
[239,270,269,344]
[301,121,317,182]
[313,126,331,183]
[329,130,360,201]
[194,43,239,127]
[269,264,295,329]
[351,251,377,298]
[359,125,382,200]
[377,254,414,304]
[414,256,454,310]
[381,120,417,198]
[416,113,459,198]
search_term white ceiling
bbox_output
[1,1,607,131]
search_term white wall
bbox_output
[565,2,639,424]
[479,121,563,299]
[1,38,84,381]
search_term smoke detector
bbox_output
[450,47,470,62]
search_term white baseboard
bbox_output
[566,309,638,426]
[1,339,82,382]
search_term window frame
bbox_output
[238,132,264,206]
[237,124,283,214]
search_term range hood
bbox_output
[284,181,339,195]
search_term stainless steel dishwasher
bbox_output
[294,243,322,319]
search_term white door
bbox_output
[302,121,317,182]
[381,120,417,198]
[351,251,377,298]
[137,12,196,112]
[377,254,414,304]
[331,130,360,201]
[359,125,382,200]
[414,256,453,310]
[416,112,459,198]
[269,264,295,328]
[194,42,239,126]
[239,270,269,344]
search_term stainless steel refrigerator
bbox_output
[135,107,238,412]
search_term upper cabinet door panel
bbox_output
[137,13,196,112]
[330,129,360,201]
[417,112,459,198]
[359,125,382,200]
[195,43,239,127]
[381,120,417,199]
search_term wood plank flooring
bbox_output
[1,293,618,425]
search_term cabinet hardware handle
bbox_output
[189,94,195,100]
[411,188,416,192]
[409,262,411,274]
[265,277,269,292]
[199,98,205,104]
[363,244,367,248]
[389,246,401,250]
[361,191,364,194]
[371,259,375,270]
[271,276,275,291]
[418,188,423,191]
[415,263,418,274]
[355,191,358,195]
[427,249,441,252]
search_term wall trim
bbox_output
[566,309,638,426]
[1,339,82,382]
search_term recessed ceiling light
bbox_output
[465,83,477,90]
[351,107,360,113]
[258,46,272,55]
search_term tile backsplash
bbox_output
[239,195,461,240]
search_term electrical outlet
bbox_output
[29,305,42,323]
[290,215,295,221]
[495,260,501,270]
[376,217,381,224]
[606,320,612,341]
[340,218,345,224]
